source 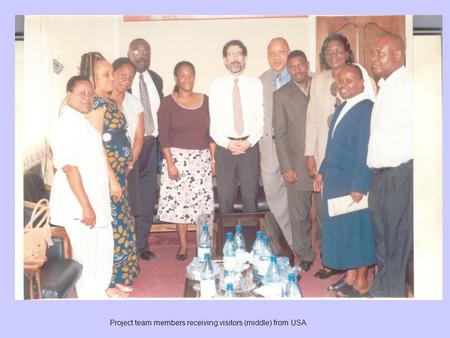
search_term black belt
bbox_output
[228,136,249,141]
[372,160,413,174]
[144,135,156,141]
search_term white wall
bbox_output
[119,17,310,94]
[413,35,442,299]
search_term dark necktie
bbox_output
[139,73,155,136]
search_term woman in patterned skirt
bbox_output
[80,52,140,297]
[157,61,216,261]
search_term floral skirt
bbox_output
[158,148,214,224]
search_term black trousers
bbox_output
[215,144,260,214]
[369,160,413,297]
[134,138,158,253]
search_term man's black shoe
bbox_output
[140,250,157,261]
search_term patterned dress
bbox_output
[93,96,140,288]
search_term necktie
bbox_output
[233,78,244,135]
[276,73,282,90]
[139,73,155,136]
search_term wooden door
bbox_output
[316,16,405,80]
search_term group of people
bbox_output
[49,31,412,299]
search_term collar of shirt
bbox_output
[272,68,290,90]
[133,69,150,86]
[62,105,88,123]
[292,76,311,96]
[226,72,245,81]
[377,65,406,88]
[332,91,372,137]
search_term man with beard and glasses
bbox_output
[209,40,264,214]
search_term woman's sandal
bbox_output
[116,283,134,293]
[106,287,129,298]
[335,286,370,298]
[175,247,188,261]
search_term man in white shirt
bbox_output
[259,37,293,248]
[128,38,164,261]
[209,40,264,213]
[367,33,413,297]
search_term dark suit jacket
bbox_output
[319,99,373,193]
[273,80,312,191]
[129,69,164,99]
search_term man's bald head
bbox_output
[267,37,290,73]
[128,38,151,73]
[371,33,405,79]
[128,38,150,52]
[377,33,405,54]
[267,37,289,51]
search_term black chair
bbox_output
[23,172,82,299]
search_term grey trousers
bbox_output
[135,138,158,253]
[215,145,260,214]
[261,168,293,248]
[314,191,323,250]
[286,187,316,262]
[369,160,413,297]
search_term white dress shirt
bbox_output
[131,70,160,137]
[50,105,112,228]
[209,73,264,148]
[367,66,413,168]
[123,92,143,145]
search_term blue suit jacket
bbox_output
[319,99,373,193]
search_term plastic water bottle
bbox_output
[258,236,273,276]
[223,232,237,272]
[225,283,235,298]
[198,225,211,262]
[265,255,282,297]
[200,253,216,298]
[234,225,246,250]
[284,272,302,298]
[251,231,263,273]
[234,225,247,267]
[223,232,238,284]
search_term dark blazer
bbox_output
[319,99,373,193]
[273,79,312,191]
[129,69,164,99]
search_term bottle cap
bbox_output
[270,255,277,263]
[236,225,242,232]
[256,231,262,237]
[288,272,296,281]
[263,235,269,243]
[226,283,234,291]
[226,232,233,239]
[202,225,208,231]
[204,253,211,260]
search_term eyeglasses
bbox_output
[325,47,345,56]
[226,51,244,57]
[330,81,342,108]
[131,49,150,57]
